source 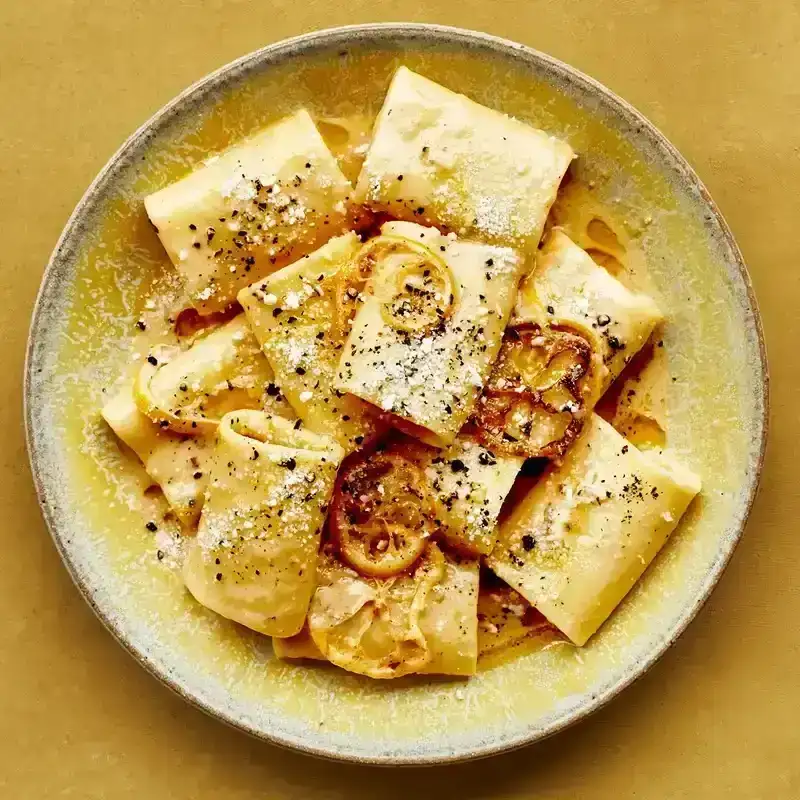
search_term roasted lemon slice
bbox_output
[307,544,446,679]
[473,325,594,459]
[354,235,457,335]
[329,449,439,578]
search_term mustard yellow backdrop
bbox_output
[1,1,794,797]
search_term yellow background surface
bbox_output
[0,2,794,797]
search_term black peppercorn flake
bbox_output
[608,335,625,350]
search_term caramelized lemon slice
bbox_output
[357,235,457,335]
[329,450,438,578]
[308,544,446,679]
[332,239,378,338]
[508,328,591,394]
[473,325,593,459]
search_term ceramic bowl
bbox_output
[24,23,768,765]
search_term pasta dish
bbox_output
[102,67,701,679]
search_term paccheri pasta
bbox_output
[145,110,353,314]
[237,232,384,452]
[184,411,344,637]
[487,414,700,645]
[355,67,574,255]
[470,229,663,460]
[102,67,701,679]
[336,221,525,447]
[102,315,292,525]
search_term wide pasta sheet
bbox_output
[514,230,663,396]
[103,315,287,524]
[336,221,524,447]
[420,436,523,556]
[487,414,701,645]
[355,67,574,255]
[133,315,285,434]
[183,411,343,637]
[238,232,383,451]
[102,383,214,526]
[296,545,479,678]
[145,110,353,313]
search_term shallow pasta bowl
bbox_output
[24,23,768,765]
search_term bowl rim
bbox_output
[24,22,769,766]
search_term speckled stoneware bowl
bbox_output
[25,24,768,765]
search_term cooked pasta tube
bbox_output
[336,221,524,447]
[473,231,663,459]
[183,411,343,637]
[419,436,523,556]
[102,383,213,527]
[104,316,290,525]
[487,414,701,645]
[514,230,663,393]
[145,110,353,313]
[355,67,573,254]
[238,232,383,451]
[133,315,282,435]
[304,544,479,678]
